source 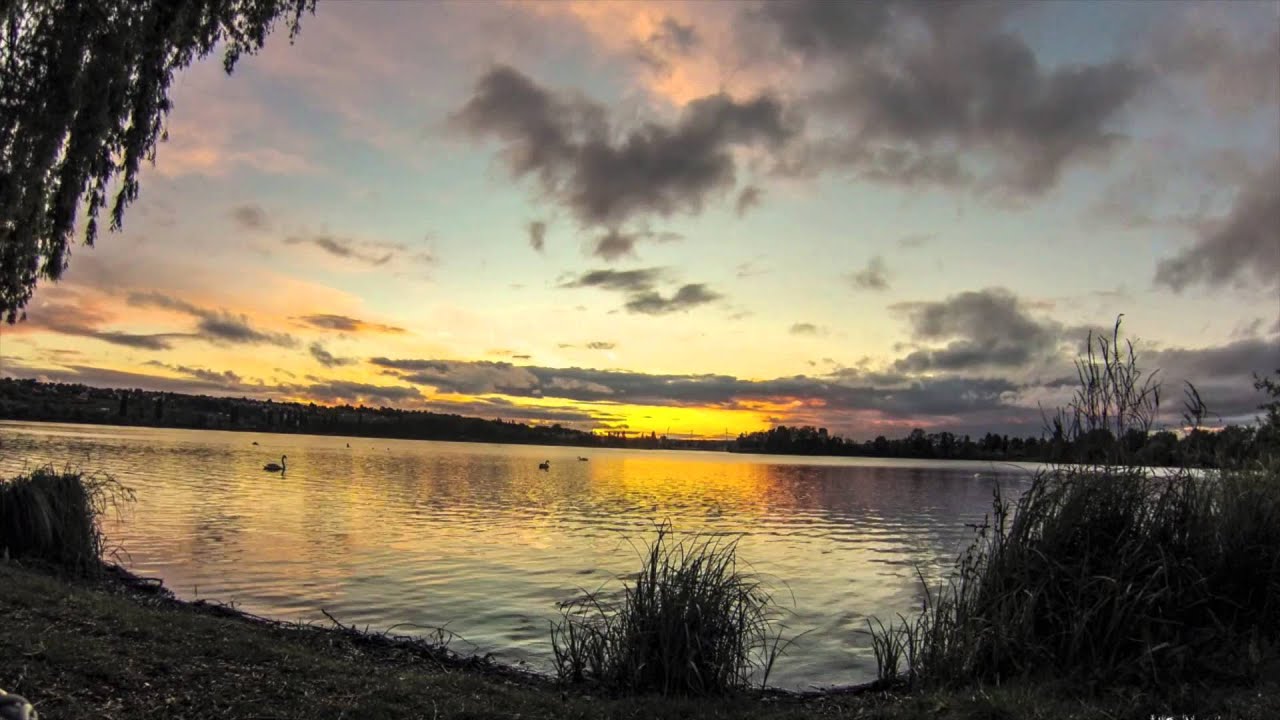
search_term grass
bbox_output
[870,318,1280,692]
[872,463,1280,691]
[551,523,791,696]
[0,467,132,574]
[3,562,1275,719]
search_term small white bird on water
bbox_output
[0,689,36,720]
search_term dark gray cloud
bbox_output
[284,234,395,266]
[624,283,721,315]
[735,185,763,217]
[560,268,722,315]
[585,341,615,350]
[294,314,406,334]
[637,16,701,73]
[128,291,297,348]
[371,355,1021,422]
[891,288,1063,372]
[291,380,421,406]
[527,220,547,252]
[1147,14,1280,118]
[848,256,890,291]
[756,0,1146,194]
[282,234,435,269]
[145,361,244,386]
[1146,336,1280,421]
[230,204,269,231]
[309,342,355,368]
[369,358,540,396]
[789,322,826,336]
[1154,160,1280,292]
[561,267,665,293]
[591,229,682,261]
[453,65,797,230]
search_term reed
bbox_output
[551,523,791,696]
[0,467,132,574]
[869,317,1280,690]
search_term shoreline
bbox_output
[2,561,1273,719]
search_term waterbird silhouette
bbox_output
[577,456,588,461]
[538,460,550,471]
[263,455,287,472]
[251,441,259,445]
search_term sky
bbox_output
[1,0,1278,440]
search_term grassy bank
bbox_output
[2,563,1275,719]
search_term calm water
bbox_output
[0,421,1038,688]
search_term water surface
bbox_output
[0,421,1037,688]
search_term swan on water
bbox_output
[577,456,588,461]
[538,460,550,470]
[0,689,36,720]
[263,455,287,472]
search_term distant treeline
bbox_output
[0,378,695,450]
[732,423,1268,468]
[2,376,1276,466]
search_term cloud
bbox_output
[1147,10,1280,118]
[17,292,190,350]
[754,0,1146,194]
[789,322,826,336]
[453,65,797,229]
[229,204,270,231]
[636,16,702,74]
[891,288,1063,372]
[127,292,297,348]
[309,342,356,368]
[1147,336,1280,421]
[624,283,720,315]
[735,185,763,217]
[369,358,541,396]
[145,361,245,386]
[585,341,615,350]
[371,355,1023,424]
[560,267,721,316]
[591,228,683,261]
[294,314,407,334]
[283,234,396,266]
[527,220,547,252]
[1154,160,1280,292]
[848,256,890,291]
[561,267,666,293]
[289,379,422,406]
[898,233,934,249]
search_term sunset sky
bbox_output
[1,0,1277,439]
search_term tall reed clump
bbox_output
[551,523,790,696]
[870,318,1280,690]
[0,467,132,574]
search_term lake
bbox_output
[0,420,1039,688]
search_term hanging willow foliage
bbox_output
[0,0,314,322]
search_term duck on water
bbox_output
[263,455,287,472]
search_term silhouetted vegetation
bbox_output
[0,377,684,449]
[868,320,1280,693]
[552,523,789,696]
[0,467,131,574]
[1,0,314,321]
[736,364,1280,468]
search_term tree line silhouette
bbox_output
[2,374,1276,466]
